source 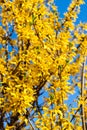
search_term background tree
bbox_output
[0,0,87,130]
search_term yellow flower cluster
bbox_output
[0,0,87,129]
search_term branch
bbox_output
[81,57,86,130]
[28,118,36,130]
[12,61,21,75]
[70,96,87,123]
[26,39,31,50]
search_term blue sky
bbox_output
[55,0,87,23]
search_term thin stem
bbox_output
[28,118,36,130]
[81,57,86,130]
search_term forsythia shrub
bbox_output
[0,0,87,130]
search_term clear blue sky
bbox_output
[55,0,87,23]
